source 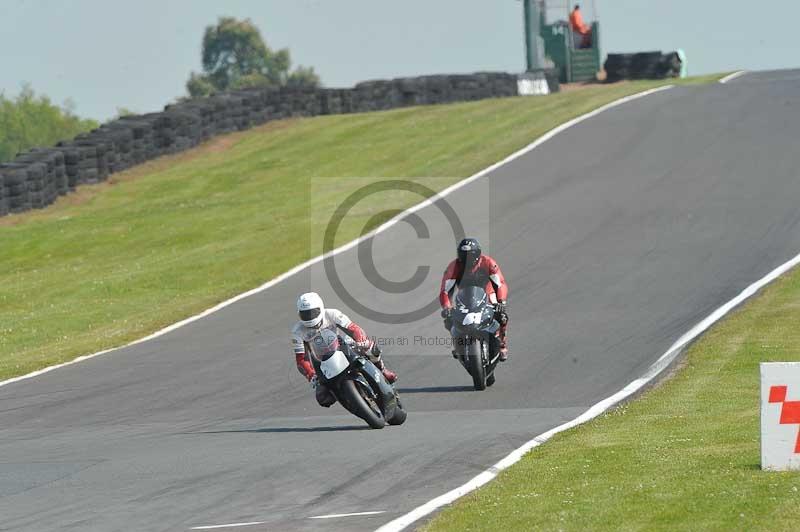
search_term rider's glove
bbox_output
[309,375,319,390]
[355,339,373,352]
[441,307,453,331]
[495,301,508,325]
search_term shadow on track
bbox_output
[198,425,370,434]
[396,385,473,394]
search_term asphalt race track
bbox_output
[2,70,800,531]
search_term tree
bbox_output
[186,17,320,98]
[0,84,98,163]
[287,66,321,88]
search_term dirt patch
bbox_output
[0,117,303,226]
[105,116,301,184]
[204,135,239,154]
[559,79,630,93]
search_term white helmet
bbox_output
[297,292,324,328]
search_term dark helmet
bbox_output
[457,238,482,267]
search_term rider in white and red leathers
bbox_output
[291,292,397,407]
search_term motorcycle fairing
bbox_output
[355,357,399,420]
[320,350,349,379]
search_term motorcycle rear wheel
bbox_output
[340,377,386,429]
[468,339,486,391]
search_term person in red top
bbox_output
[569,4,592,49]
[439,238,509,361]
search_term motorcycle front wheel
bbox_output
[387,395,407,425]
[340,377,386,429]
[468,338,486,391]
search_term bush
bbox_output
[0,85,98,163]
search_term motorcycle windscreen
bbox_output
[455,285,488,312]
[308,328,340,362]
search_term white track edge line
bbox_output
[375,253,800,532]
[309,510,386,519]
[719,70,747,84]
[190,522,267,530]
[0,84,673,391]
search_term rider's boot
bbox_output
[498,328,509,362]
[500,336,508,362]
[375,359,397,383]
[499,345,509,362]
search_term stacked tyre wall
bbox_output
[0,71,558,218]
[604,52,683,83]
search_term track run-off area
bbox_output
[2,69,800,531]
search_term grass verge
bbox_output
[425,254,800,529]
[0,75,722,381]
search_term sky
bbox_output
[0,0,797,121]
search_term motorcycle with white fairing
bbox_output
[309,330,407,429]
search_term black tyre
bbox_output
[468,339,486,391]
[340,377,385,429]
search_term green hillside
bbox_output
[0,76,720,381]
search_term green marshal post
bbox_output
[538,1,602,83]
[523,0,542,71]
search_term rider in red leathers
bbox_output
[439,238,509,361]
